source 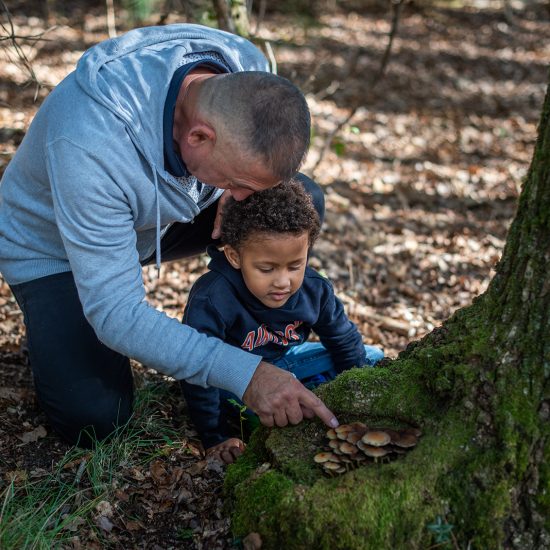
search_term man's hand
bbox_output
[206,437,245,465]
[211,190,232,239]
[242,361,339,429]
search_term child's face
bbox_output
[224,231,309,308]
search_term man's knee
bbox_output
[39,381,133,448]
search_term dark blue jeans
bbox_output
[8,174,324,448]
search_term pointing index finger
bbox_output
[299,389,339,428]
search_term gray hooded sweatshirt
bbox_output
[0,24,271,397]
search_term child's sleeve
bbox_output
[313,282,367,372]
[183,292,228,340]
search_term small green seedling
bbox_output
[427,515,454,545]
[227,398,248,441]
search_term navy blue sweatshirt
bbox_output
[181,246,366,447]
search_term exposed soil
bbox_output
[1,1,549,547]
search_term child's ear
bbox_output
[224,245,241,269]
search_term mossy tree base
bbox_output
[225,83,550,549]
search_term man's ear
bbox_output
[186,123,216,150]
[224,245,241,269]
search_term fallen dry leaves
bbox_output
[1,1,549,548]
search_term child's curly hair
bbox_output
[221,179,321,249]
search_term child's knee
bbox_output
[363,345,384,366]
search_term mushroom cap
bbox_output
[391,432,418,448]
[339,442,358,455]
[352,453,367,461]
[361,430,391,447]
[335,424,354,435]
[323,461,342,471]
[328,439,340,450]
[349,422,368,434]
[360,445,389,458]
[314,452,339,463]
[347,432,363,444]
[350,422,368,432]
[335,466,347,474]
[326,428,338,440]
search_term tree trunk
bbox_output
[224,84,550,549]
[181,0,249,36]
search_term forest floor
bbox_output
[0,1,549,548]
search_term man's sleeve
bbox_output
[46,137,260,397]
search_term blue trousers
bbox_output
[273,342,383,385]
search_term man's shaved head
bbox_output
[197,71,311,182]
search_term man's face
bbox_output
[225,231,309,308]
[179,138,281,201]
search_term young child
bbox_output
[180,180,383,463]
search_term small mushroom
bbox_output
[391,431,418,448]
[339,442,358,455]
[326,428,338,440]
[328,439,340,450]
[335,424,354,434]
[335,424,355,439]
[346,432,363,444]
[361,430,391,447]
[314,452,339,464]
[360,445,389,458]
[323,461,342,471]
[352,453,367,462]
[349,422,368,434]
[335,466,347,474]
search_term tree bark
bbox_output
[225,83,550,549]
[181,0,249,36]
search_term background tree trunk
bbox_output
[225,82,550,549]
[181,0,249,36]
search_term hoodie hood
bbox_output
[75,24,270,169]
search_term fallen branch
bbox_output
[340,294,411,337]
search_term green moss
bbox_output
[224,427,270,496]
[230,416,475,548]
[231,470,295,536]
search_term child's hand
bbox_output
[206,437,246,465]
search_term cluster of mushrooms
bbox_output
[314,422,421,475]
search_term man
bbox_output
[0,24,338,448]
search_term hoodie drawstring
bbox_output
[153,169,161,278]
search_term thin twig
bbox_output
[0,1,53,93]
[311,0,405,177]
[264,40,277,74]
[106,0,117,38]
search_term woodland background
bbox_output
[0,0,548,547]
